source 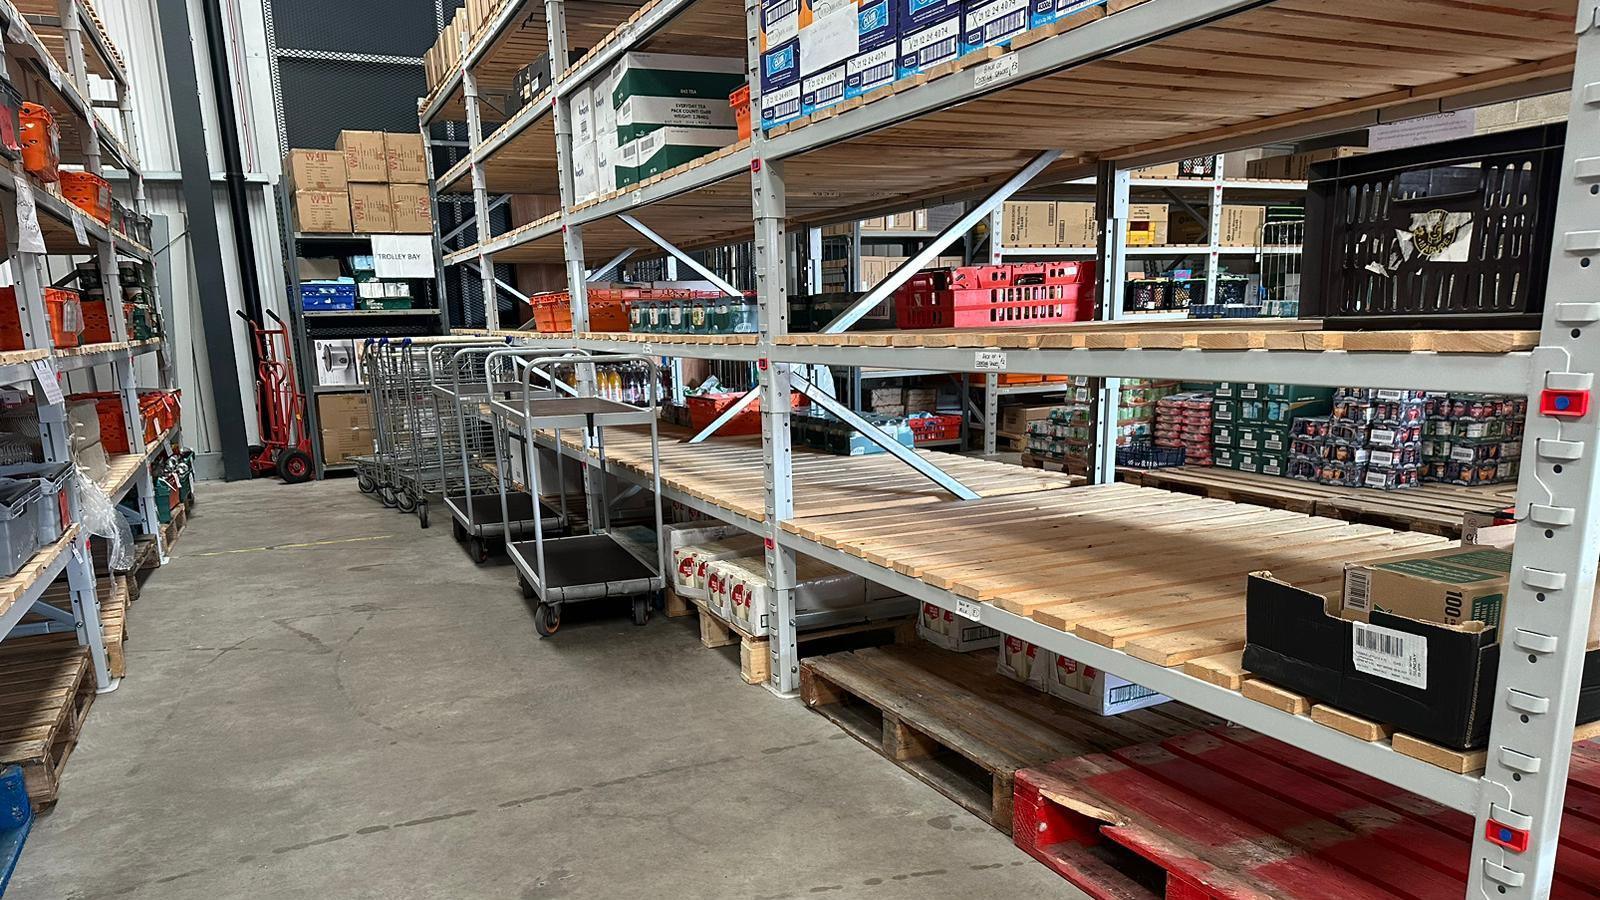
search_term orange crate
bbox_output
[18,103,58,182]
[60,171,111,224]
[730,84,751,141]
[997,374,1045,385]
[80,295,113,344]
[0,287,80,349]
[685,391,803,437]
[531,295,628,333]
[70,392,130,454]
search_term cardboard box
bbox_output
[1126,203,1169,246]
[572,137,598,203]
[297,257,342,280]
[800,63,846,117]
[321,426,375,466]
[385,132,428,184]
[672,536,764,601]
[1056,201,1098,246]
[799,0,856,114]
[1131,162,1181,179]
[389,184,433,233]
[1029,0,1102,30]
[1002,201,1059,247]
[317,392,371,430]
[1245,146,1365,181]
[846,0,898,99]
[314,340,360,386]
[336,130,389,182]
[348,183,394,233]
[619,126,735,184]
[1046,653,1167,715]
[997,637,1050,690]
[1219,205,1266,248]
[293,190,353,233]
[916,602,1000,652]
[1000,404,1055,435]
[1245,571,1600,750]
[1341,545,1518,630]
[962,0,1029,53]
[616,95,737,144]
[284,149,347,191]
[897,0,962,77]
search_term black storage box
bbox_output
[1243,572,1600,750]
[1301,123,1565,331]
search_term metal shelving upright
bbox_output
[424,1,1600,893]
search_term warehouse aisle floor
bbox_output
[11,479,1079,899]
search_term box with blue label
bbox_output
[897,0,961,78]
[300,281,358,311]
[845,0,897,99]
[1028,0,1104,31]
[760,0,803,127]
[801,64,847,116]
[962,0,1028,53]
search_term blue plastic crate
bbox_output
[300,282,358,311]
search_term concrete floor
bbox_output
[12,479,1082,899]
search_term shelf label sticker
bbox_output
[71,212,88,246]
[32,358,63,405]
[973,350,1007,371]
[1351,621,1427,689]
[974,53,1020,90]
[956,598,983,622]
[12,164,45,254]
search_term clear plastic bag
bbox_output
[73,467,132,571]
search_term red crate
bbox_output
[907,413,961,444]
[895,262,1096,330]
[685,391,805,437]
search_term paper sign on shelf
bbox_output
[32,358,63,405]
[369,234,437,280]
[5,19,27,45]
[72,212,88,246]
[956,598,983,621]
[974,54,1020,90]
[973,350,1007,371]
[12,164,46,254]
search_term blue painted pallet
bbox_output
[0,765,31,896]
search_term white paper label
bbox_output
[1342,567,1371,613]
[974,53,1020,89]
[369,234,436,279]
[955,598,983,621]
[1351,621,1427,689]
[32,359,63,405]
[72,212,88,246]
[5,20,26,44]
[973,350,1007,371]
[48,64,60,90]
[12,165,45,254]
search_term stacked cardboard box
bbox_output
[1002,201,1169,248]
[1244,146,1365,181]
[996,636,1168,715]
[867,385,939,417]
[317,393,375,466]
[286,131,432,234]
[424,0,507,91]
[1210,383,1333,476]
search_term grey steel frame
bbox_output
[427,1,1600,892]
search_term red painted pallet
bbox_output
[1014,726,1600,899]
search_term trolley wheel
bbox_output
[379,486,398,508]
[396,491,417,513]
[276,449,314,485]
[357,472,377,494]
[632,596,650,627]
[418,501,430,529]
[468,536,489,564]
[534,603,561,638]
[452,519,467,542]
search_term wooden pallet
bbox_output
[1121,465,1514,537]
[690,596,914,685]
[1013,725,1600,898]
[0,643,95,810]
[21,575,129,679]
[799,644,1221,834]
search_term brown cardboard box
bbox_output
[999,404,1056,435]
[1002,201,1058,247]
[318,393,372,431]
[293,190,353,233]
[389,184,434,233]
[1245,147,1364,181]
[887,211,915,231]
[1056,202,1097,247]
[385,133,428,184]
[336,130,389,182]
[321,426,375,466]
[1219,205,1266,248]
[284,149,347,190]
[1126,203,1169,246]
[1131,162,1181,179]
[349,183,394,234]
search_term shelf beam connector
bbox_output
[619,215,742,297]
[792,371,981,501]
[820,148,1062,334]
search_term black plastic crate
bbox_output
[1301,123,1564,330]
[1116,440,1185,469]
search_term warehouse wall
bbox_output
[94,0,291,477]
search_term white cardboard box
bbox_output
[671,536,764,601]
[706,555,766,621]
[996,637,1051,690]
[916,602,1000,652]
[1046,654,1168,715]
[314,339,360,386]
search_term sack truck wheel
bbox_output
[277,449,314,485]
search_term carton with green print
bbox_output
[1341,545,1514,629]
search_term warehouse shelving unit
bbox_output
[0,0,178,692]
[426,0,1599,893]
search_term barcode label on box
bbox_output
[956,598,983,621]
[1343,567,1370,612]
[974,351,1007,371]
[1351,621,1427,689]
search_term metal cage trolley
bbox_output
[437,343,584,562]
[495,354,668,636]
